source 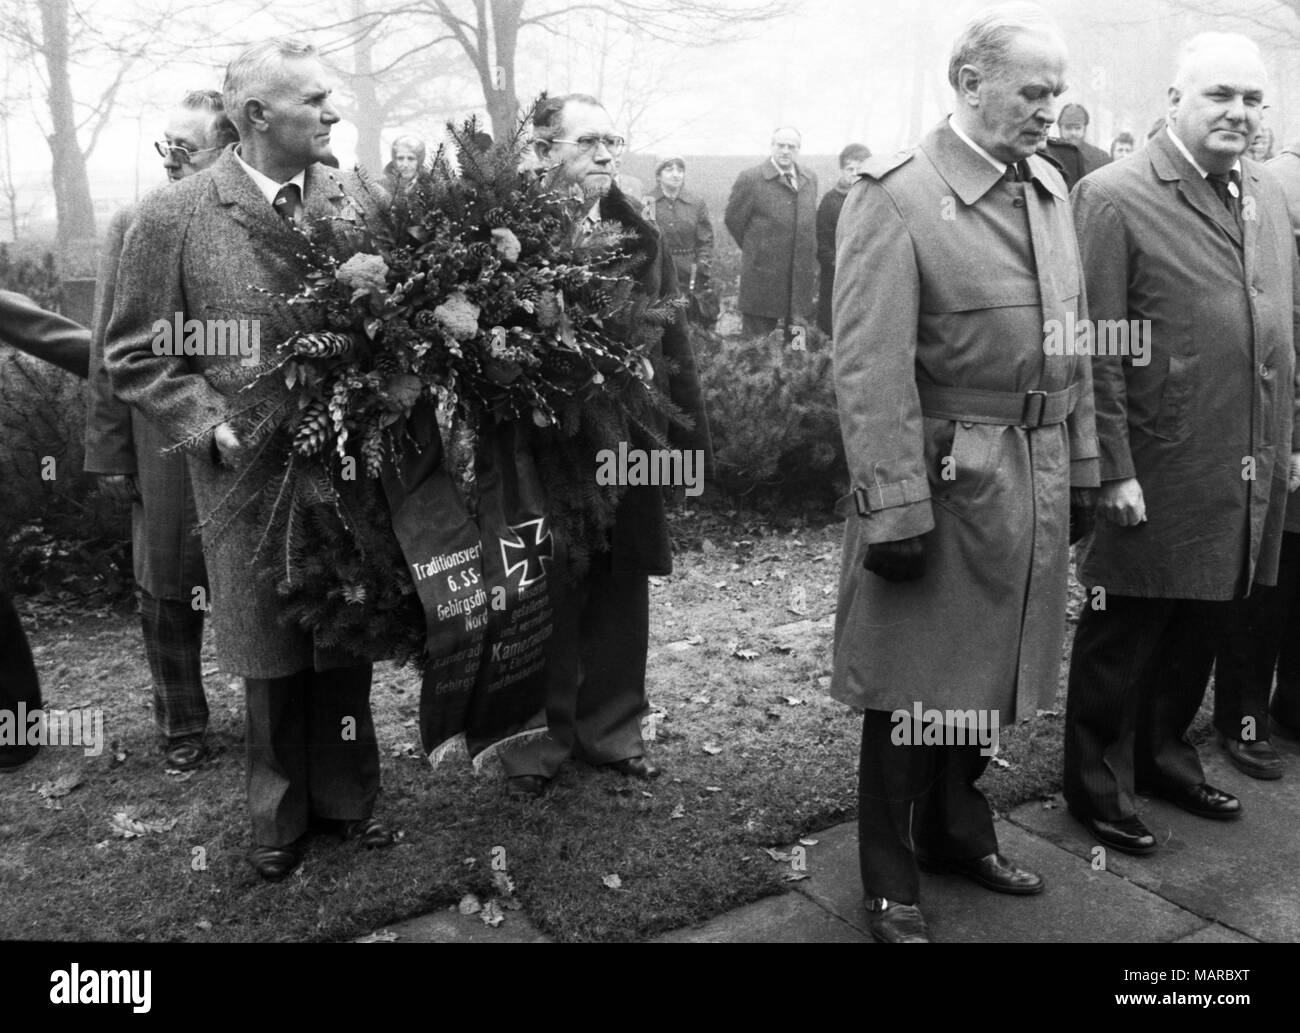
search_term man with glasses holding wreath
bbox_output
[498,93,711,797]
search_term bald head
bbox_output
[771,126,801,170]
[1168,32,1267,174]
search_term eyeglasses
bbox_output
[153,140,221,164]
[550,134,626,156]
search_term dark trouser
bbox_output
[139,588,207,743]
[1064,595,1227,821]
[857,709,998,905]
[500,558,648,780]
[244,663,378,847]
[1214,531,1300,741]
[741,313,780,337]
[0,588,41,767]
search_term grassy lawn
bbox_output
[0,510,1214,942]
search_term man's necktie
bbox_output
[1207,171,1241,228]
[783,171,797,191]
[1003,160,1030,183]
[273,182,303,226]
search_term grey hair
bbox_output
[771,126,802,144]
[1172,32,1265,91]
[223,37,317,136]
[947,2,1065,89]
[179,89,238,148]
[532,93,604,144]
[390,133,427,164]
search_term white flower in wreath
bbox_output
[433,291,481,341]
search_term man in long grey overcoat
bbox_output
[1065,33,1300,849]
[106,39,394,880]
[85,89,236,773]
[830,3,1098,943]
[724,127,818,338]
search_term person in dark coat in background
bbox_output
[0,291,90,772]
[725,126,818,338]
[1057,102,1112,173]
[1211,139,1300,780]
[498,93,711,798]
[816,143,871,335]
[86,89,236,774]
[647,156,716,328]
[1064,32,1300,853]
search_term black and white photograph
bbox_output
[0,0,1298,1001]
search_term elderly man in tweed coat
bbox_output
[106,39,393,880]
[86,90,237,774]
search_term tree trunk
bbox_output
[484,0,521,140]
[39,0,97,249]
[349,0,384,173]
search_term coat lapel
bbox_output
[920,119,1005,207]
[1150,129,1242,248]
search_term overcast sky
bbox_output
[3,0,1299,214]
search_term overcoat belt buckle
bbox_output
[1020,390,1048,428]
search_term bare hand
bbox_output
[214,422,242,463]
[1097,477,1146,526]
[97,474,138,503]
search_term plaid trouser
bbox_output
[138,588,207,742]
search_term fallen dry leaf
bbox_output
[783,696,805,706]
[480,901,505,928]
[702,743,723,755]
[689,694,711,705]
[733,648,759,661]
[670,804,686,819]
[602,873,623,890]
[37,773,82,805]
[798,838,819,847]
[787,585,809,616]
[763,847,792,862]
[492,870,516,897]
[109,811,177,839]
[457,893,482,915]
[356,929,399,943]
[782,872,811,883]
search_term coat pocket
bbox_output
[1153,353,1197,443]
[925,417,999,517]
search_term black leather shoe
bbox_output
[1220,735,1284,780]
[1069,807,1158,855]
[339,817,395,849]
[605,755,661,780]
[918,852,1044,895]
[508,774,550,799]
[1150,782,1242,820]
[0,746,38,774]
[248,843,300,881]
[865,899,930,943]
[164,736,207,771]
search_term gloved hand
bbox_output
[1069,487,1098,544]
[864,534,927,582]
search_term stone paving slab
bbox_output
[1010,736,1300,943]
[653,889,867,943]
[356,906,550,943]
[1170,923,1260,944]
[788,818,1207,943]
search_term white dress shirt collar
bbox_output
[234,148,307,204]
[1166,126,1242,180]
[770,156,798,188]
[948,116,1009,174]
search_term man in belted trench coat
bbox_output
[1064,33,1300,849]
[829,3,1098,943]
[106,38,395,880]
